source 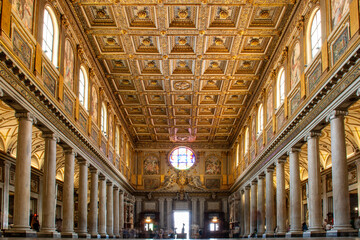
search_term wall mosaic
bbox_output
[308,63,322,93]
[331,0,349,28]
[290,42,301,89]
[12,29,31,69]
[64,40,74,91]
[12,0,34,32]
[42,67,56,96]
[332,27,349,64]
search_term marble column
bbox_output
[106,181,114,237]
[257,175,265,236]
[239,190,244,236]
[89,167,99,238]
[166,198,173,230]
[222,198,228,221]
[327,110,356,236]
[98,175,107,238]
[263,168,275,237]
[243,186,250,237]
[357,160,360,216]
[321,175,328,221]
[286,148,302,237]
[276,159,286,236]
[191,198,197,226]
[61,148,77,238]
[304,131,325,237]
[1,160,10,229]
[249,181,257,236]
[39,132,59,237]
[135,198,142,227]
[119,190,124,234]
[77,159,90,238]
[6,112,36,237]
[113,186,120,238]
[159,198,165,228]
[199,198,205,228]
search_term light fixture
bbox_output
[211,216,218,223]
[355,207,358,211]
[145,216,152,223]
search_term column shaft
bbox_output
[1,161,10,229]
[199,198,205,228]
[257,176,265,235]
[166,198,172,230]
[89,168,99,237]
[159,198,165,228]
[98,176,107,237]
[264,169,275,236]
[239,191,244,236]
[288,149,302,235]
[250,182,257,235]
[62,148,77,237]
[191,198,197,226]
[113,187,120,237]
[39,133,58,236]
[276,160,286,234]
[119,191,124,233]
[244,186,250,236]
[106,182,114,236]
[77,160,89,237]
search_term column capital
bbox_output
[251,179,258,185]
[106,181,113,186]
[119,190,124,195]
[15,111,37,123]
[166,197,173,202]
[63,146,77,156]
[245,185,251,190]
[287,147,301,155]
[158,197,165,202]
[326,109,348,122]
[99,173,106,181]
[258,174,265,180]
[113,185,119,190]
[89,166,98,173]
[77,158,89,166]
[304,131,322,141]
[266,167,275,173]
[199,197,206,203]
[41,131,60,142]
[277,158,286,165]
[240,189,245,194]
[191,198,198,203]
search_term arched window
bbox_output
[101,102,107,136]
[78,67,88,111]
[236,143,240,166]
[42,7,59,66]
[115,126,120,155]
[244,127,249,154]
[257,104,264,134]
[276,68,285,108]
[310,9,322,60]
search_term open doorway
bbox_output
[173,211,189,239]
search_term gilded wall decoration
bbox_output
[108,114,113,145]
[205,178,220,189]
[63,93,73,116]
[331,0,349,28]
[290,42,301,89]
[91,85,98,125]
[91,126,97,143]
[332,27,349,64]
[101,140,106,155]
[78,112,87,131]
[348,164,357,185]
[308,63,322,93]
[12,0,34,32]
[64,40,74,91]
[266,87,273,123]
[12,29,31,69]
[276,109,285,131]
[251,113,256,144]
[143,155,159,175]
[266,125,273,143]
[42,67,56,96]
[205,155,221,175]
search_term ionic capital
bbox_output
[245,185,251,190]
[287,147,301,156]
[63,147,77,156]
[258,174,265,180]
[326,110,348,123]
[42,131,59,142]
[276,158,287,165]
[89,166,98,174]
[106,180,113,186]
[113,185,119,190]
[99,173,106,181]
[15,111,36,124]
[304,131,321,141]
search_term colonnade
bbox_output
[3,110,134,238]
[235,110,357,238]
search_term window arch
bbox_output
[101,102,107,136]
[257,104,264,134]
[42,6,59,66]
[244,127,249,155]
[309,9,322,60]
[78,66,89,111]
[276,68,285,108]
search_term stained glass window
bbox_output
[169,147,195,170]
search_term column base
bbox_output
[303,229,326,237]
[61,232,78,238]
[100,233,109,238]
[262,233,275,238]
[275,232,286,238]
[3,229,37,237]
[242,234,249,238]
[285,231,303,237]
[107,234,115,238]
[326,229,358,237]
[37,231,61,238]
[91,234,101,238]
[114,234,120,238]
[77,232,91,238]
[256,232,265,238]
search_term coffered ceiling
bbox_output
[72,0,294,144]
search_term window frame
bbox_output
[42,6,59,66]
[101,102,107,137]
[244,127,249,155]
[257,104,264,135]
[307,8,322,62]
[78,66,89,111]
[276,68,285,109]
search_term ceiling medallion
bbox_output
[147,61,156,68]
[214,38,224,45]
[178,37,187,45]
[211,61,219,68]
[219,9,229,19]
[250,38,260,46]
[114,60,124,67]
[106,37,116,45]
[96,9,106,18]
[242,61,251,68]
[137,10,148,19]
[259,9,270,19]
[142,38,151,46]
[178,10,189,19]
[122,79,130,85]
[178,61,187,67]
[174,81,191,90]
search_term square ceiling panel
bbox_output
[137,60,163,75]
[241,36,271,54]
[125,107,143,116]
[208,6,241,28]
[167,6,199,28]
[105,59,131,74]
[95,35,124,53]
[171,80,193,91]
[169,36,196,54]
[142,79,164,91]
[151,118,169,126]
[248,6,284,28]
[174,118,191,126]
[172,95,192,105]
[83,6,117,27]
[119,94,140,105]
[145,94,166,105]
[131,36,160,54]
[234,60,261,75]
[113,79,136,91]
[174,107,191,116]
[149,107,168,116]
[224,94,246,105]
[124,6,157,28]
[170,60,195,75]
[202,60,228,75]
[130,117,147,125]
[200,80,222,91]
[204,36,234,54]
[196,118,213,126]
[198,107,216,116]
[198,94,219,105]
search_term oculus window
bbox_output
[169,147,195,170]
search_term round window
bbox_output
[169,146,196,170]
